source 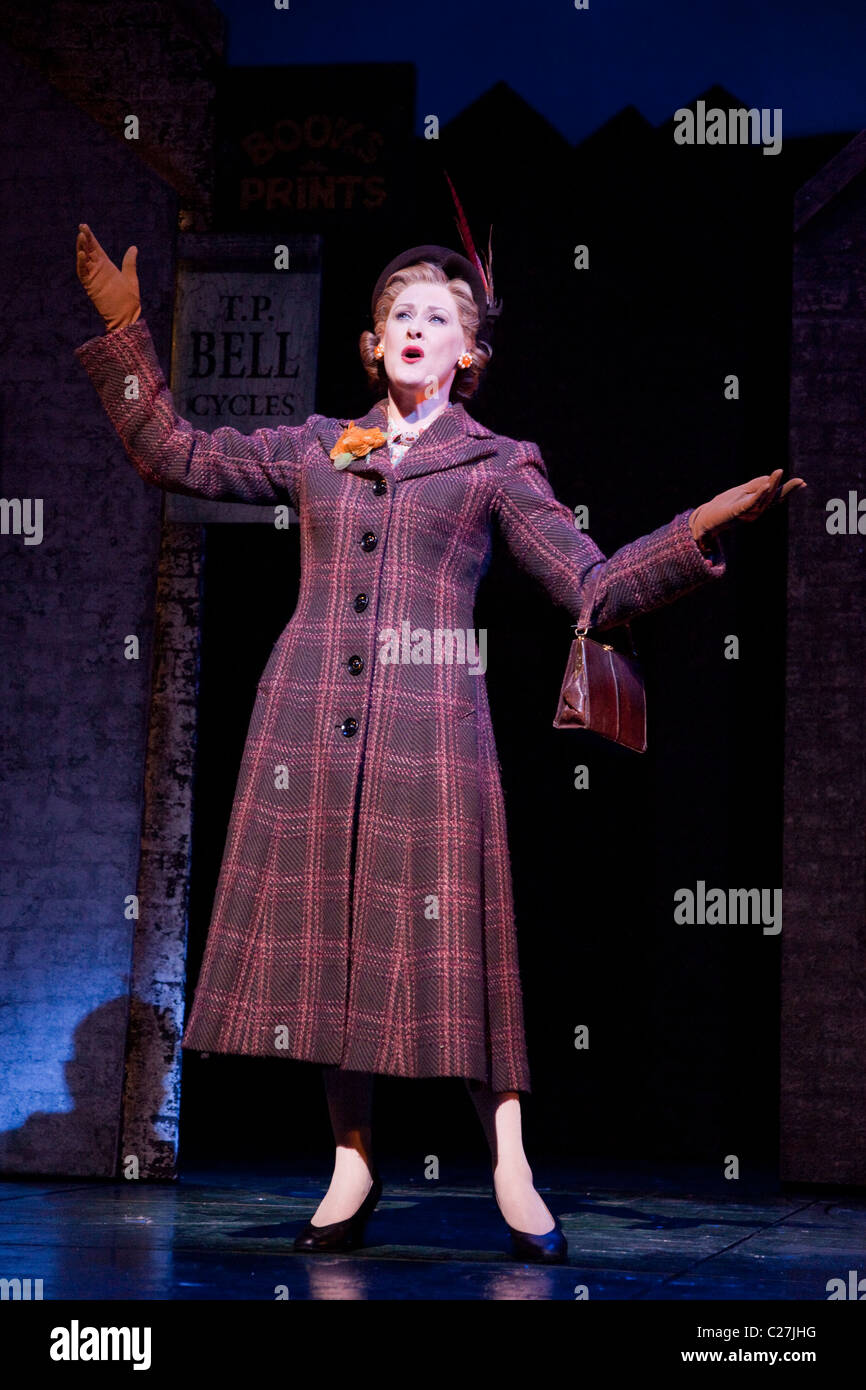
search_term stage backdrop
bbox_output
[165,234,322,523]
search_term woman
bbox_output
[75,223,805,1264]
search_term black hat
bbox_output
[371,243,502,349]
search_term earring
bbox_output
[457,353,473,369]
[373,342,384,359]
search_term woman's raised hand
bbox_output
[690,469,807,542]
[76,223,141,332]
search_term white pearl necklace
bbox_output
[387,403,452,446]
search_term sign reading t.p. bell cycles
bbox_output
[165,234,321,523]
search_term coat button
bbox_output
[347,655,364,674]
[372,477,387,496]
[353,592,369,612]
[338,717,359,737]
[360,531,378,552]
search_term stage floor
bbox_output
[1,1159,864,1300]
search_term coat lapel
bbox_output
[315,397,498,481]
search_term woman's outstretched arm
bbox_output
[74,318,320,506]
[492,442,805,630]
[74,225,319,506]
[494,444,725,632]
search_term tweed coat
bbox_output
[75,318,727,1093]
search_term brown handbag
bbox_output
[552,565,647,753]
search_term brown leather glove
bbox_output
[690,469,807,547]
[76,223,141,332]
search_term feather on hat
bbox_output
[370,171,502,349]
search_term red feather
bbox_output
[443,168,494,309]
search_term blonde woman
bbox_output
[75,223,804,1263]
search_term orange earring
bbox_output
[373,343,384,359]
[457,353,473,369]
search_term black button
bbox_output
[372,477,387,496]
[353,593,369,612]
[347,655,364,674]
[360,531,378,552]
[338,717,359,737]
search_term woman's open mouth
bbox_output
[402,347,424,362]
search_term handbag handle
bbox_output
[572,563,638,658]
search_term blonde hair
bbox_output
[359,260,492,400]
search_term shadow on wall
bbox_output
[0,999,178,1180]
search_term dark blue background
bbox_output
[214,0,866,141]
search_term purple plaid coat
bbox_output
[75,318,726,1092]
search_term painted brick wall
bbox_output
[781,151,866,1184]
[0,5,219,1174]
[0,0,222,224]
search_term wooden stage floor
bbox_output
[1,1159,864,1300]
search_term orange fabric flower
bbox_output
[330,421,387,469]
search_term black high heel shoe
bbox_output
[293,1168,383,1253]
[493,1186,569,1264]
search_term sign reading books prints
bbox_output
[165,234,321,523]
[213,65,415,230]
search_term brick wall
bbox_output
[0,0,222,224]
[781,138,866,1184]
[0,2,221,1175]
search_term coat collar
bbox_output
[315,396,498,481]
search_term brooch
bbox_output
[330,421,387,470]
